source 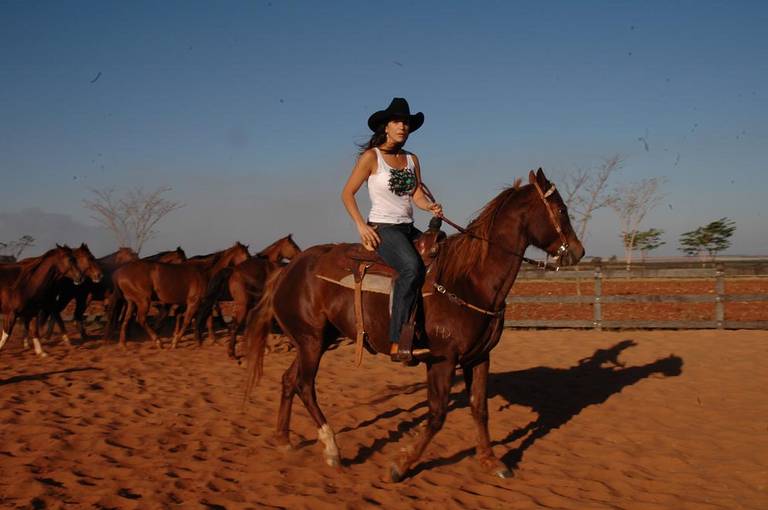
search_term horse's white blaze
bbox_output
[0,330,8,351]
[32,338,47,357]
[318,424,340,461]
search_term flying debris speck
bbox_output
[279,98,284,103]
[90,71,102,84]
[393,61,403,67]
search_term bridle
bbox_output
[531,180,571,265]
[421,181,570,271]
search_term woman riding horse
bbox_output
[341,97,443,363]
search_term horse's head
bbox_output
[278,234,302,262]
[116,246,139,264]
[53,244,85,285]
[259,234,302,263]
[526,169,585,267]
[157,247,187,264]
[74,243,104,283]
[226,242,251,266]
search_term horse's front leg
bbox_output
[464,356,513,478]
[389,359,455,482]
[30,312,48,357]
[0,311,17,351]
[74,293,90,341]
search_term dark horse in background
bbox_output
[197,234,302,358]
[0,246,84,357]
[244,169,585,481]
[31,243,105,347]
[109,243,249,348]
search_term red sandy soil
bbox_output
[1,329,766,509]
[508,278,768,322]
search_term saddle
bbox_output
[344,221,446,276]
[342,217,447,366]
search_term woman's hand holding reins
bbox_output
[428,202,443,217]
[358,223,381,250]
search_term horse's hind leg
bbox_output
[390,359,456,482]
[286,329,340,467]
[135,298,161,348]
[276,357,299,446]
[119,301,135,349]
[463,356,512,478]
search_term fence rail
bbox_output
[505,262,768,330]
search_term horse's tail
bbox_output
[243,267,284,406]
[104,280,124,340]
[196,267,233,334]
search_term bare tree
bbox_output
[0,234,35,260]
[561,155,622,243]
[83,186,183,254]
[610,178,665,270]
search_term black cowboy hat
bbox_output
[367,97,424,132]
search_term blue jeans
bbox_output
[370,222,425,344]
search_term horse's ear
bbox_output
[536,167,546,182]
[80,242,88,249]
[288,233,293,240]
[528,170,536,184]
[56,243,63,248]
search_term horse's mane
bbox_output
[435,178,524,284]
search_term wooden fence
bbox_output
[505,262,768,330]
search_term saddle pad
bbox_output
[316,273,391,294]
[316,273,434,298]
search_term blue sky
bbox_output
[1,1,766,257]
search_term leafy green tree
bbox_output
[679,218,736,260]
[622,228,665,262]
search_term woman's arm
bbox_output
[411,154,443,217]
[341,150,381,248]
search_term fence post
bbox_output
[594,262,602,330]
[715,262,725,329]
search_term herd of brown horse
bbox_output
[0,235,301,358]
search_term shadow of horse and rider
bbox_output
[340,339,683,476]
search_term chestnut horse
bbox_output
[197,234,302,358]
[244,169,585,481]
[0,246,84,356]
[110,242,250,348]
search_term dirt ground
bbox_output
[1,328,766,509]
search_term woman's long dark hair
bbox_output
[357,126,387,156]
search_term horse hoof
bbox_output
[324,455,341,468]
[494,468,514,479]
[389,464,404,483]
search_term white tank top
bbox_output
[367,148,417,224]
